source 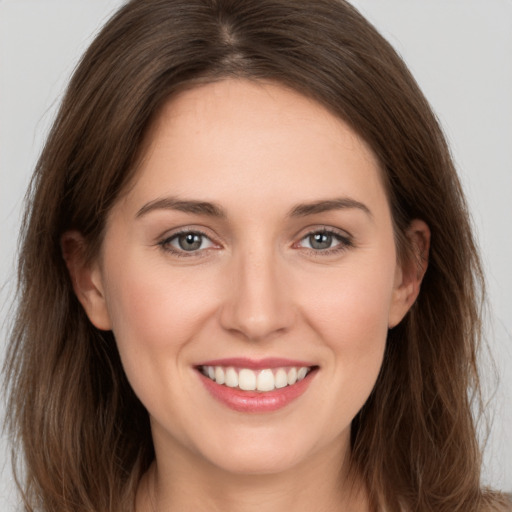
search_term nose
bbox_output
[219,247,295,342]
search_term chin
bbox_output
[204,444,309,476]
[190,422,348,477]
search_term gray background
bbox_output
[1,0,511,508]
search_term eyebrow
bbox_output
[135,196,372,220]
[136,197,227,219]
[289,198,373,219]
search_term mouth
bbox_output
[195,358,318,412]
[198,364,314,392]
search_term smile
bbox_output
[196,358,318,413]
[199,365,312,392]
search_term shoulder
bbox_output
[479,492,512,512]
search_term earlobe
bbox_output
[61,231,112,331]
[388,219,430,328]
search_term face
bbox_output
[72,79,421,478]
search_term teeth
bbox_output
[275,368,288,389]
[287,367,297,385]
[201,365,312,392]
[256,369,274,392]
[215,366,225,385]
[297,367,308,381]
[225,367,238,388]
[239,368,257,391]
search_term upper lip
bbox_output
[195,357,316,370]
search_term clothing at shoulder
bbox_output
[481,492,512,512]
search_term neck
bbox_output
[136,436,370,512]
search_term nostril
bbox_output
[219,298,295,342]
[217,256,297,341]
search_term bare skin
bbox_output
[64,79,429,512]
[135,440,368,512]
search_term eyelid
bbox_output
[155,224,353,258]
[156,226,222,257]
[292,225,354,254]
[292,224,353,242]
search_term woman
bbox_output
[4,0,510,510]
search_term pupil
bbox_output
[310,232,332,250]
[179,233,202,251]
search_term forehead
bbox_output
[123,79,387,216]
[149,79,378,163]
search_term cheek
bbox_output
[100,257,227,428]
[301,258,395,389]
[307,260,394,336]
[105,259,215,341]
[100,254,223,395]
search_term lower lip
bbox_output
[198,369,316,413]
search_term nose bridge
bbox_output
[220,240,294,341]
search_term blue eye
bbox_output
[175,233,206,251]
[298,230,352,252]
[159,231,215,254]
[306,232,336,250]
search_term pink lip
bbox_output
[197,366,318,413]
[196,357,315,370]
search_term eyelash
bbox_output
[157,229,216,258]
[157,227,354,258]
[295,228,354,256]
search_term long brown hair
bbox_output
[4,0,509,510]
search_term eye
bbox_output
[159,230,216,255]
[296,229,352,253]
[303,232,337,250]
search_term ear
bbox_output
[388,219,430,328]
[61,231,112,330]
